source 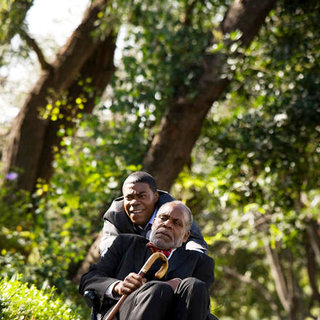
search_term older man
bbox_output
[99,171,208,255]
[80,201,216,320]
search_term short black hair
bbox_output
[122,171,157,193]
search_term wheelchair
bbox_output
[84,290,100,320]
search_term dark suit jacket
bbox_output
[80,234,214,312]
[99,190,208,254]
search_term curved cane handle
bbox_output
[139,252,168,279]
[103,252,168,320]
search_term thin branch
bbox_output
[224,266,282,318]
[306,227,320,306]
[20,29,52,71]
[182,0,197,26]
[286,250,307,320]
[307,219,320,265]
[265,245,290,312]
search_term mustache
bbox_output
[154,228,173,241]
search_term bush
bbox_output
[0,275,83,320]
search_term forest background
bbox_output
[0,0,319,319]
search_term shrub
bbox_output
[0,275,83,320]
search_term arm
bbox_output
[80,235,126,298]
[98,197,126,256]
[112,273,146,296]
[99,220,119,256]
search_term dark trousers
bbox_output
[117,277,210,320]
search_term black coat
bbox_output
[80,234,214,314]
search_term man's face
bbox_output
[123,182,159,227]
[150,203,190,250]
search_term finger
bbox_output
[125,273,144,286]
[123,278,143,291]
[121,275,144,293]
[126,273,143,281]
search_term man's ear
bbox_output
[183,231,190,243]
[154,191,159,202]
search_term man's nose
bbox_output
[163,219,172,228]
[129,198,139,205]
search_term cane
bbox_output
[103,252,168,320]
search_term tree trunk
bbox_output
[265,245,308,320]
[266,245,290,314]
[36,34,116,181]
[143,0,276,190]
[306,218,320,265]
[2,0,114,192]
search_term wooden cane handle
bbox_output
[138,252,168,279]
[103,252,168,320]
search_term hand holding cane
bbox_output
[103,252,168,320]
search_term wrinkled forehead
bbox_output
[157,204,188,222]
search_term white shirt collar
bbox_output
[145,207,158,229]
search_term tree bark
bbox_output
[2,0,114,192]
[305,230,320,308]
[306,218,320,265]
[36,34,116,181]
[143,0,276,190]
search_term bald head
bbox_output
[158,201,193,231]
[150,200,193,250]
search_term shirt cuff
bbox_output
[105,281,121,300]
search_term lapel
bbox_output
[131,240,192,280]
[133,240,152,274]
[165,247,190,278]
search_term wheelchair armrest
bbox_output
[84,290,100,320]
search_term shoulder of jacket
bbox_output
[103,196,125,219]
[117,233,148,244]
[157,190,175,206]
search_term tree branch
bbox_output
[306,219,320,265]
[182,0,197,26]
[224,266,282,318]
[265,244,290,312]
[286,250,307,319]
[20,29,52,71]
[306,224,320,306]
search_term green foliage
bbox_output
[0,178,34,259]
[111,0,225,135]
[0,0,33,45]
[0,275,82,320]
[176,1,320,319]
[1,1,320,319]
[0,112,144,288]
[0,0,34,70]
